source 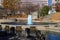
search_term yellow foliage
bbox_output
[2,0,20,10]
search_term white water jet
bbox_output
[27,15,32,25]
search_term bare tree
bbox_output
[21,2,39,14]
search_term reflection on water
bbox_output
[46,31,60,40]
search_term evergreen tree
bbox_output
[38,6,49,17]
[40,6,49,17]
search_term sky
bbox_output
[21,0,40,2]
[21,0,41,5]
[21,0,48,5]
[0,0,52,6]
[48,0,52,6]
[21,0,52,6]
[0,0,41,6]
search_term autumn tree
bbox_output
[2,0,21,14]
[3,0,15,10]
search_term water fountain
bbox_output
[27,15,33,25]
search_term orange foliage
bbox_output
[2,0,21,10]
[7,14,28,18]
